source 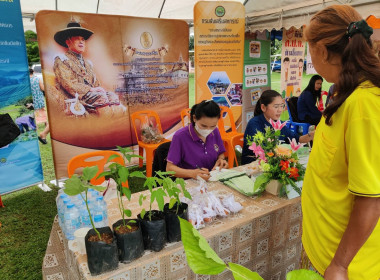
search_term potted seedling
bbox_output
[98,146,146,263]
[157,171,191,242]
[64,166,118,276]
[137,174,169,252]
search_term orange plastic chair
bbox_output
[218,106,244,168]
[180,108,191,127]
[67,150,128,187]
[131,110,170,177]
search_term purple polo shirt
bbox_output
[167,124,226,171]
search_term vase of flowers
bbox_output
[247,119,306,197]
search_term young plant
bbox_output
[155,171,192,214]
[97,146,146,229]
[138,170,183,221]
[64,166,106,240]
[178,217,323,280]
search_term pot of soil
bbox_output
[112,219,144,263]
[137,210,166,252]
[85,226,118,276]
[164,202,188,242]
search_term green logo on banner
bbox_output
[215,6,225,17]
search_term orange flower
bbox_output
[280,160,289,171]
[289,167,299,180]
[275,146,292,157]
[267,152,274,157]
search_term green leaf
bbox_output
[154,188,166,211]
[129,171,146,179]
[169,198,177,209]
[106,154,121,163]
[139,194,144,206]
[118,167,129,184]
[178,217,226,275]
[124,209,132,217]
[286,269,324,280]
[121,186,132,201]
[253,173,270,194]
[128,219,136,223]
[228,263,264,280]
[97,170,112,180]
[82,166,99,181]
[91,185,107,192]
[140,208,146,219]
[64,176,85,195]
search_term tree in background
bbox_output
[24,30,40,66]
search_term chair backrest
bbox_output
[286,97,300,122]
[218,106,237,137]
[131,110,164,142]
[152,141,171,176]
[180,108,191,127]
[67,150,125,185]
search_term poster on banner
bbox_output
[36,11,189,178]
[306,44,317,75]
[194,1,245,130]
[0,0,44,194]
[280,27,306,98]
[242,31,271,131]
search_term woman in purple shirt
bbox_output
[167,100,229,180]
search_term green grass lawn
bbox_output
[0,70,320,279]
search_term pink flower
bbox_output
[248,143,266,161]
[288,137,305,152]
[269,119,287,131]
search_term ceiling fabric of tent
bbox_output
[21,0,380,32]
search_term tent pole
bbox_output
[55,0,58,10]
[96,0,100,14]
[158,0,166,18]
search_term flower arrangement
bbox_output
[246,119,306,197]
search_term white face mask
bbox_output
[195,123,214,138]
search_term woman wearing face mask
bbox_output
[297,75,324,125]
[166,100,228,180]
[241,90,314,165]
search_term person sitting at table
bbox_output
[242,90,314,165]
[166,100,229,180]
[297,74,323,125]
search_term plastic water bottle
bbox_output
[79,201,92,228]
[94,196,108,226]
[93,214,107,228]
[58,197,71,232]
[64,203,81,240]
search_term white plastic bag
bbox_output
[222,195,243,213]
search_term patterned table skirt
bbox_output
[42,180,302,280]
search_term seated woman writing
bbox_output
[297,75,324,125]
[242,90,314,165]
[166,100,229,180]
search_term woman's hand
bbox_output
[192,168,210,181]
[324,260,348,280]
[213,158,229,170]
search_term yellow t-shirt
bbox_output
[302,81,380,280]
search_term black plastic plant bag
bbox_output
[85,226,119,276]
[112,219,144,263]
[138,210,166,252]
[164,202,188,242]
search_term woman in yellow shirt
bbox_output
[302,5,380,280]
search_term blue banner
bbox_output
[0,0,43,194]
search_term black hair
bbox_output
[29,68,34,74]
[190,100,221,126]
[303,74,323,103]
[283,57,290,62]
[254,90,282,116]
